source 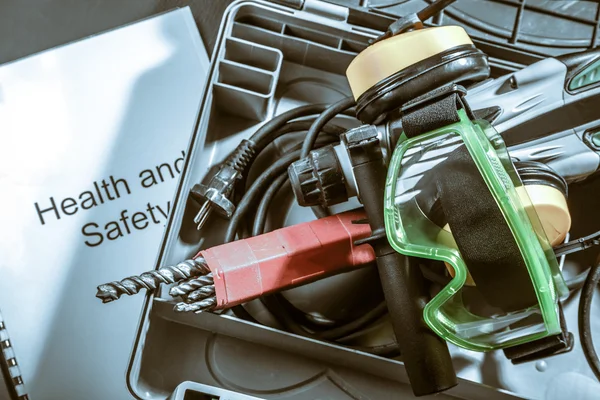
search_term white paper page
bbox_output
[0,8,209,399]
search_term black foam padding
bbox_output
[355,45,489,124]
[401,85,472,138]
[416,145,538,312]
[418,160,567,228]
[513,161,568,197]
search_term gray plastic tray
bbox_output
[127,1,598,399]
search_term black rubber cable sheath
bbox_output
[224,110,399,355]
[250,163,365,332]
[300,97,355,219]
[270,119,346,140]
[243,120,344,192]
[236,142,397,353]
[316,302,389,340]
[301,97,355,158]
[250,170,396,346]
[259,292,399,356]
[226,151,302,243]
[246,137,353,332]
[247,168,347,332]
[249,156,392,334]
[251,135,339,237]
[578,261,600,381]
[230,303,259,323]
[239,121,343,237]
[251,104,333,151]
[252,173,289,237]
[334,315,388,343]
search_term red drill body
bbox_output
[97,210,374,311]
[200,210,373,309]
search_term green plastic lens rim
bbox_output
[383,110,562,351]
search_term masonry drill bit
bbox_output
[96,257,210,303]
[184,285,216,303]
[169,274,214,298]
[174,296,217,313]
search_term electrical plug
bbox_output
[190,139,256,230]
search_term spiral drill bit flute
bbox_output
[169,274,214,298]
[170,275,217,313]
[96,257,210,303]
[174,297,218,313]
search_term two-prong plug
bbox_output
[190,139,256,230]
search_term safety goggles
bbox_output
[383,109,568,351]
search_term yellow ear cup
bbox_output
[517,184,571,247]
[346,26,473,100]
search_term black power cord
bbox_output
[301,96,356,219]
[300,97,355,158]
[223,110,348,322]
[217,100,399,356]
[578,260,600,381]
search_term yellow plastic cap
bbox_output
[346,26,473,100]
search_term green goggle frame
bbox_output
[383,110,568,351]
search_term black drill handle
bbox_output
[345,127,456,396]
[376,249,458,396]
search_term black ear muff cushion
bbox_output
[514,161,568,198]
[356,45,489,124]
[415,145,538,312]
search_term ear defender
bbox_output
[346,26,490,124]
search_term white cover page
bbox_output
[0,8,209,399]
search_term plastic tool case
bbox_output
[128,1,599,399]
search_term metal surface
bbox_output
[174,297,218,313]
[186,286,217,301]
[96,257,210,303]
[170,275,215,296]
[193,201,213,231]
